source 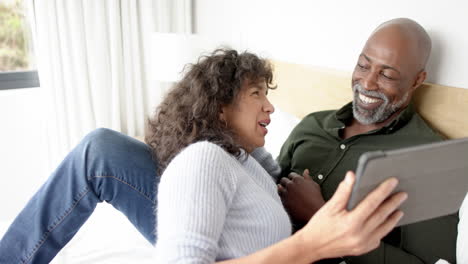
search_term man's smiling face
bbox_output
[351,25,424,125]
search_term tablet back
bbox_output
[347,137,468,226]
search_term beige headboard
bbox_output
[269,61,468,139]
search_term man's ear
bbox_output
[412,70,427,92]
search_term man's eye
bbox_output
[357,64,366,69]
[381,72,395,80]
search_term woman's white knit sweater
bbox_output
[155,141,292,263]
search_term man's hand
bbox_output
[278,169,326,223]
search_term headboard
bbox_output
[269,61,468,139]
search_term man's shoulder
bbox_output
[401,112,444,141]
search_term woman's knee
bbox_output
[77,128,156,173]
[82,128,122,148]
[80,128,131,157]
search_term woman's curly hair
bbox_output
[145,49,276,174]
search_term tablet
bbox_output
[347,137,468,226]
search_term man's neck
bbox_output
[341,107,405,140]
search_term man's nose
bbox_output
[361,71,379,91]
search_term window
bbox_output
[0,0,39,90]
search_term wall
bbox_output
[194,0,468,89]
[0,88,49,221]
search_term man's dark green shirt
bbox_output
[277,102,458,264]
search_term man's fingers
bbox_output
[277,184,286,194]
[364,192,407,231]
[303,169,311,179]
[288,172,303,182]
[353,177,399,221]
[280,177,293,188]
[326,171,355,212]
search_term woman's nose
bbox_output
[264,98,275,114]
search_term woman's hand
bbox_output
[296,171,407,261]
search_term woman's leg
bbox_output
[0,128,159,264]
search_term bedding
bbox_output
[2,60,465,263]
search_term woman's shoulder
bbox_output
[162,141,239,192]
[179,141,232,159]
[165,141,237,175]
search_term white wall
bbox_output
[0,88,49,221]
[195,0,468,89]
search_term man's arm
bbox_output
[276,120,301,179]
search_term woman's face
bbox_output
[220,79,274,153]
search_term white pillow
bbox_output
[264,106,300,159]
[457,193,468,263]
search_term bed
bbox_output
[2,60,466,263]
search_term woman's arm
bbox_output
[218,171,407,264]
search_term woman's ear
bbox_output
[219,107,225,122]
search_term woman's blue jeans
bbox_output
[0,128,159,264]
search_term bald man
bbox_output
[278,18,458,264]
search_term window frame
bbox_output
[0,70,40,90]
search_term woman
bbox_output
[147,49,407,263]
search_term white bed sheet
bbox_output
[0,204,155,264]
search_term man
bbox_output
[277,18,458,263]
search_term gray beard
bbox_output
[352,83,409,125]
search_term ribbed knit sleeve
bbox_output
[251,147,281,180]
[155,142,237,263]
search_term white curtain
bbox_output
[28,0,192,169]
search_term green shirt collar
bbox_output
[329,101,416,135]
